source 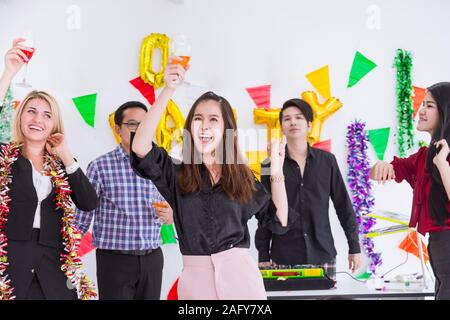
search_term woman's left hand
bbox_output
[433,139,450,167]
[46,133,74,166]
[269,138,286,176]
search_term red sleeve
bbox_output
[390,147,426,187]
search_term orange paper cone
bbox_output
[398,231,429,263]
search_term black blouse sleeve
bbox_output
[130,142,177,209]
[255,222,273,262]
[67,167,98,212]
[253,179,296,235]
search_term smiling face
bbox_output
[19,98,55,143]
[281,106,311,141]
[417,92,439,135]
[190,100,225,158]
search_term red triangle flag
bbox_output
[412,86,426,118]
[130,76,155,105]
[246,85,271,109]
[313,139,331,152]
[77,231,95,257]
[167,277,179,300]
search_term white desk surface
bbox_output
[267,274,435,300]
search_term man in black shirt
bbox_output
[255,98,362,278]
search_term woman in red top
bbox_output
[371,82,450,300]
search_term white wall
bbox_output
[2,0,450,298]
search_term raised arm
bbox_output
[0,38,31,104]
[132,59,187,158]
[268,139,288,227]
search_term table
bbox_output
[267,273,435,300]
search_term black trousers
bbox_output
[96,248,164,300]
[428,230,450,300]
[7,229,77,300]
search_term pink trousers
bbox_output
[177,247,267,300]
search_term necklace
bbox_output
[0,143,96,300]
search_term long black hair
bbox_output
[426,82,450,225]
[178,91,256,203]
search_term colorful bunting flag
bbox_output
[412,86,426,118]
[72,93,97,128]
[368,127,390,160]
[312,139,331,152]
[246,85,271,109]
[347,51,377,88]
[130,76,155,105]
[306,65,331,99]
[167,277,179,300]
[12,101,21,110]
[161,224,177,244]
[77,231,95,257]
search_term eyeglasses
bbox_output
[121,121,140,131]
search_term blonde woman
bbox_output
[0,39,97,300]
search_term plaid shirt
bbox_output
[76,146,164,250]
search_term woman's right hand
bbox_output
[163,57,188,88]
[4,38,32,79]
[370,161,395,184]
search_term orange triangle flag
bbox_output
[398,231,429,263]
[412,86,426,119]
[306,65,331,99]
[13,101,21,110]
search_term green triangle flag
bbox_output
[72,93,97,128]
[356,271,372,280]
[161,224,177,245]
[347,51,377,88]
[368,127,390,160]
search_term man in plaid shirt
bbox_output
[76,101,173,300]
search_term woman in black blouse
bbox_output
[0,39,97,300]
[131,59,289,299]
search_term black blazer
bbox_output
[5,153,98,247]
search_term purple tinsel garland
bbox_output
[346,120,382,274]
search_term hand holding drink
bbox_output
[152,201,168,209]
[169,34,191,86]
[15,32,36,88]
[3,38,34,79]
[152,201,173,224]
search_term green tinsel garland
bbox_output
[0,87,14,143]
[394,49,414,158]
